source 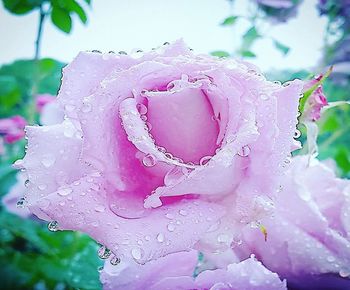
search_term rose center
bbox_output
[146,87,219,164]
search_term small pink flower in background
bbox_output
[35,94,55,112]
[303,75,328,121]
[101,250,287,290]
[0,115,27,143]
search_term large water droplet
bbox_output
[41,154,56,168]
[142,154,156,167]
[157,233,165,243]
[110,255,121,265]
[167,223,176,232]
[98,245,112,259]
[16,197,27,208]
[199,156,211,166]
[136,103,148,115]
[339,268,350,278]
[95,205,105,212]
[57,187,73,196]
[131,247,143,260]
[238,145,250,157]
[294,130,301,138]
[48,221,59,232]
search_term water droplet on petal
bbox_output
[327,255,335,262]
[57,187,73,196]
[16,197,27,208]
[64,104,75,112]
[167,223,176,232]
[142,154,156,167]
[238,145,250,157]
[98,245,111,259]
[136,103,148,115]
[38,184,47,191]
[199,156,212,166]
[41,154,56,168]
[165,213,174,219]
[131,247,143,260]
[24,179,30,187]
[339,269,350,278]
[179,209,188,216]
[110,255,121,265]
[95,205,105,212]
[260,93,269,100]
[157,233,165,243]
[48,221,59,232]
[294,130,301,138]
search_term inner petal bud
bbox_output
[146,87,219,164]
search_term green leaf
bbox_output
[2,0,43,15]
[84,0,91,4]
[241,50,256,58]
[335,147,350,174]
[273,40,290,55]
[0,75,21,110]
[221,16,239,26]
[51,6,72,33]
[67,0,87,23]
[211,50,230,58]
[241,26,261,51]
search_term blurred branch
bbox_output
[34,5,46,60]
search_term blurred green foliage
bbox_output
[0,59,103,290]
[2,0,90,34]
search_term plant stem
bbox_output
[35,5,46,60]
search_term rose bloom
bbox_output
[21,41,302,268]
[0,115,26,143]
[35,94,56,113]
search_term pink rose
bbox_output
[35,94,56,112]
[21,40,302,264]
[302,75,328,121]
[236,156,350,289]
[101,250,287,290]
[0,115,26,143]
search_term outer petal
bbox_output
[236,156,350,289]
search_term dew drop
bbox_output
[165,213,174,219]
[199,155,211,166]
[24,179,30,188]
[16,197,27,208]
[95,205,105,212]
[131,247,143,260]
[110,256,121,265]
[57,187,73,196]
[327,255,336,262]
[294,130,301,138]
[98,245,112,259]
[179,209,188,216]
[48,221,59,232]
[217,233,230,244]
[167,223,176,232]
[142,154,156,167]
[238,145,250,157]
[136,103,148,115]
[41,154,56,168]
[339,269,350,278]
[260,93,269,100]
[157,233,165,243]
[38,184,47,191]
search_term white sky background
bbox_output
[0,0,327,71]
